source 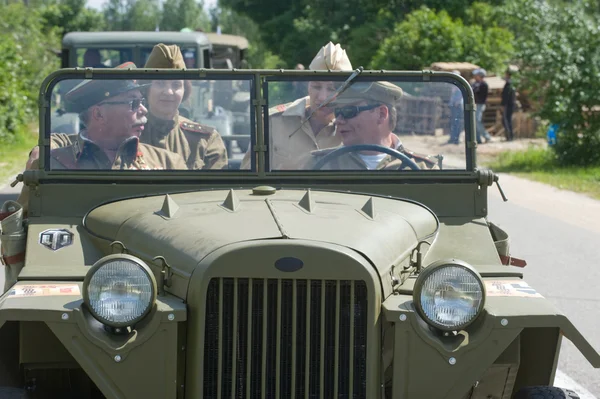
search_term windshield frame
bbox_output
[36,68,478,183]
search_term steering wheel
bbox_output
[312,144,421,170]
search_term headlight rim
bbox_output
[413,258,486,332]
[83,254,158,328]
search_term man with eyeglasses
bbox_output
[41,64,187,170]
[304,81,440,170]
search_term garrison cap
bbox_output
[144,43,187,69]
[309,42,353,70]
[142,43,191,102]
[331,81,404,106]
[64,62,148,113]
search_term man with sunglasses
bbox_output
[46,66,188,170]
[304,81,440,170]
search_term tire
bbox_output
[0,387,30,399]
[514,386,580,399]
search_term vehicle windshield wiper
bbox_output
[288,66,364,138]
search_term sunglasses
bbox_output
[100,97,147,111]
[334,103,381,119]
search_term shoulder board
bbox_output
[268,103,288,116]
[180,121,215,135]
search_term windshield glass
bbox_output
[48,76,252,171]
[45,73,470,172]
[261,77,468,171]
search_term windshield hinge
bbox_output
[153,256,173,296]
[409,240,432,274]
[476,169,508,202]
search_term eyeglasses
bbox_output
[99,98,147,111]
[334,103,381,119]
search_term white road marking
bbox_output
[555,369,598,399]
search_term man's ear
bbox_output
[90,105,104,122]
[378,104,389,125]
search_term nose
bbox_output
[138,103,148,115]
[316,88,329,102]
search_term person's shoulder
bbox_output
[178,116,217,136]
[138,143,187,168]
[269,96,308,117]
[50,144,79,169]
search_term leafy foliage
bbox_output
[0,3,60,144]
[371,4,513,71]
[210,7,284,68]
[40,0,105,35]
[500,0,600,165]
[161,0,211,31]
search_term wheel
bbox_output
[514,386,580,399]
[311,144,421,170]
[0,387,30,399]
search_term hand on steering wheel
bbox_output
[312,144,421,170]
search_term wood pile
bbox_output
[394,96,441,135]
[423,62,538,138]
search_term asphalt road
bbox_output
[1,172,599,397]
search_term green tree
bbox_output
[371,4,513,71]
[41,0,105,35]
[501,0,600,165]
[0,3,60,143]
[103,0,132,31]
[209,7,284,68]
[129,0,160,31]
[161,0,211,31]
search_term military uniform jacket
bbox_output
[17,134,187,216]
[50,134,188,170]
[305,136,441,171]
[141,112,228,170]
[240,96,342,170]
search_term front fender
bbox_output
[382,282,600,399]
[0,281,186,399]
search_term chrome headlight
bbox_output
[83,254,157,328]
[413,259,485,331]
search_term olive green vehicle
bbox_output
[1,67,599,399]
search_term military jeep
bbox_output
[0,67,599,399]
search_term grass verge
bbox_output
[488,147,600,200]
[0,125,37,185]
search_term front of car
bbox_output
[0,68,598,399]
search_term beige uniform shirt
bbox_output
[141,112,228,170]
[17,134,187,215]
[50,134,188,170]
[305,135,441,171]
[240,96,342,170]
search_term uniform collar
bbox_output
[75,130,141,165]
[282,96,310,118]
[147,111,177,132]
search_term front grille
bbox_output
[203,278,369,399]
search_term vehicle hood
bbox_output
[84,189,438,276]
